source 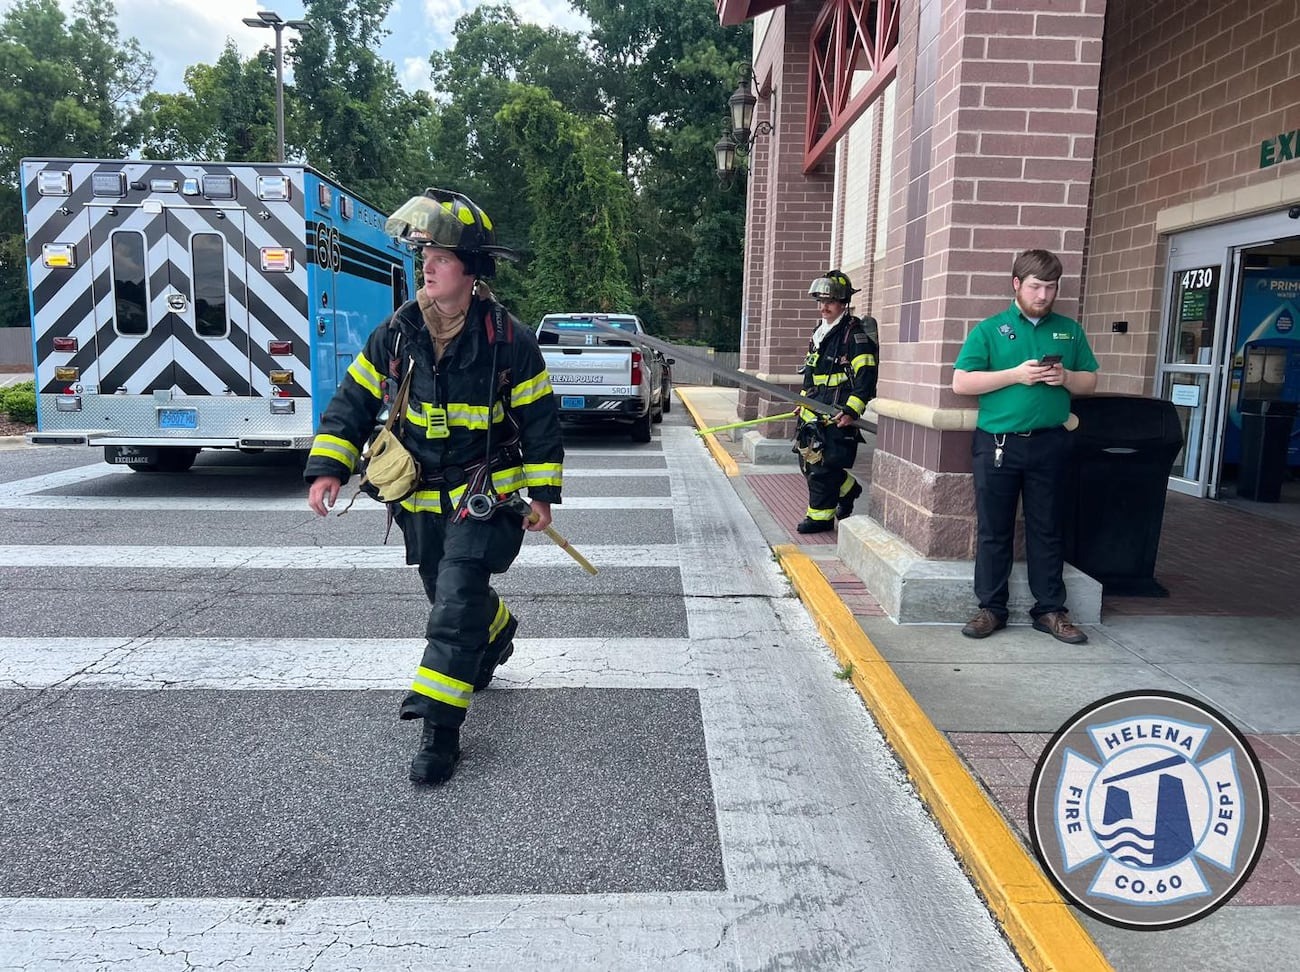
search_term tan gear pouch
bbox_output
[364,425,420,501]
[338,357,420,514]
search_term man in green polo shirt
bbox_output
[952,249,1099,645]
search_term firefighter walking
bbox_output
[794,270,879,534]
[305,188,564,785]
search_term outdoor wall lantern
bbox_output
[715,128,740,189]
[715,70,773,188]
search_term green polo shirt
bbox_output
[953,303,1099,434]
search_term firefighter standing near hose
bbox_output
[305,188,564,786]
[794,270,879,534]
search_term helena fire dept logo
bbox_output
[1028,691,1268,930]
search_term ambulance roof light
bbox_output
[257,176,291,201]
[37,171,71,196]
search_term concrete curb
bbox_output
[681,384,1111,971]
[774,546,1112,972]
[674,388,738,478]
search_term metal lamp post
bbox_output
[241,10,312,163]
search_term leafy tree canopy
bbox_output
[498,85,633,322]
[138,42,278,162]
[289,0,431,210]
[0,0,153,328]
[0,0,153,179]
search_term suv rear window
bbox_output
[538,315,640,347]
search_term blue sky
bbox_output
[4,0,590,94]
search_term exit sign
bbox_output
[1260,128,1299,169]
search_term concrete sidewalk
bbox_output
[677,385,1299,972]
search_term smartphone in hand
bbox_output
[1039,354,1062,366]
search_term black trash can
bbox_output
[1237,399,1298,502]
[1062,396,1183,597]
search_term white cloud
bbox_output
[421,0,588,42]
[116,0,307,91]
[401,56,434,92]
[512,0,589,35]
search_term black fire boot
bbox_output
[796,517,834,534]
[409,721,461,785]
[836,481,863,519]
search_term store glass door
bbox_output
[1156,260,1228,496]
[1161,208,1300,500]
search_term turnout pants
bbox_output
[798,424,860,523]
[971,427,1071,621]
[395,505,526,727]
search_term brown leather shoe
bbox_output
[1032,611,1088,645]
[961,608,1006,639]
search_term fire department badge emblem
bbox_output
[1028,691,1268,930]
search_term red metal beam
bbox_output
[803,0,899,173]
[716,0,789,27]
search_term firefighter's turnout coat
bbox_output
[305,296,564,727]
[796,313,879,523]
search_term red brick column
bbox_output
[739,4,836,428]
[870,0,1106,558]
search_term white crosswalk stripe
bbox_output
[0,544,678,569]
[0,425,1018,970]
[0,637,698,690]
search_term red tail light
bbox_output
[630,350,643,387]
[53,337,78,352]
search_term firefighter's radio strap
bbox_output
[338,355,420,515]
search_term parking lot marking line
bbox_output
[0,495,676,512]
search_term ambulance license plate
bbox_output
[561,396,585,409]
[157,407,197,430]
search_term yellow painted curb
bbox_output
[675,388,739,478]
[774,545,1113,972]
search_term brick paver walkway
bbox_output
[950,731,1300,906]
[1105,492,1300,617]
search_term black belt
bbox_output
[1010,427,1061,437]
[419,445,521,487]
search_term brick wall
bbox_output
[740,3,837,424]
[870,0,1105,559]
[1085,0,1300,394]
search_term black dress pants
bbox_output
[971,427,1072,620]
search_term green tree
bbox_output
[0,0,154,327]
[563,0,750,345]
[289,0,431,210]
[401,5,601,313]
[137,41,278,162]
[417,4,599,300]
[498,85,633,322]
